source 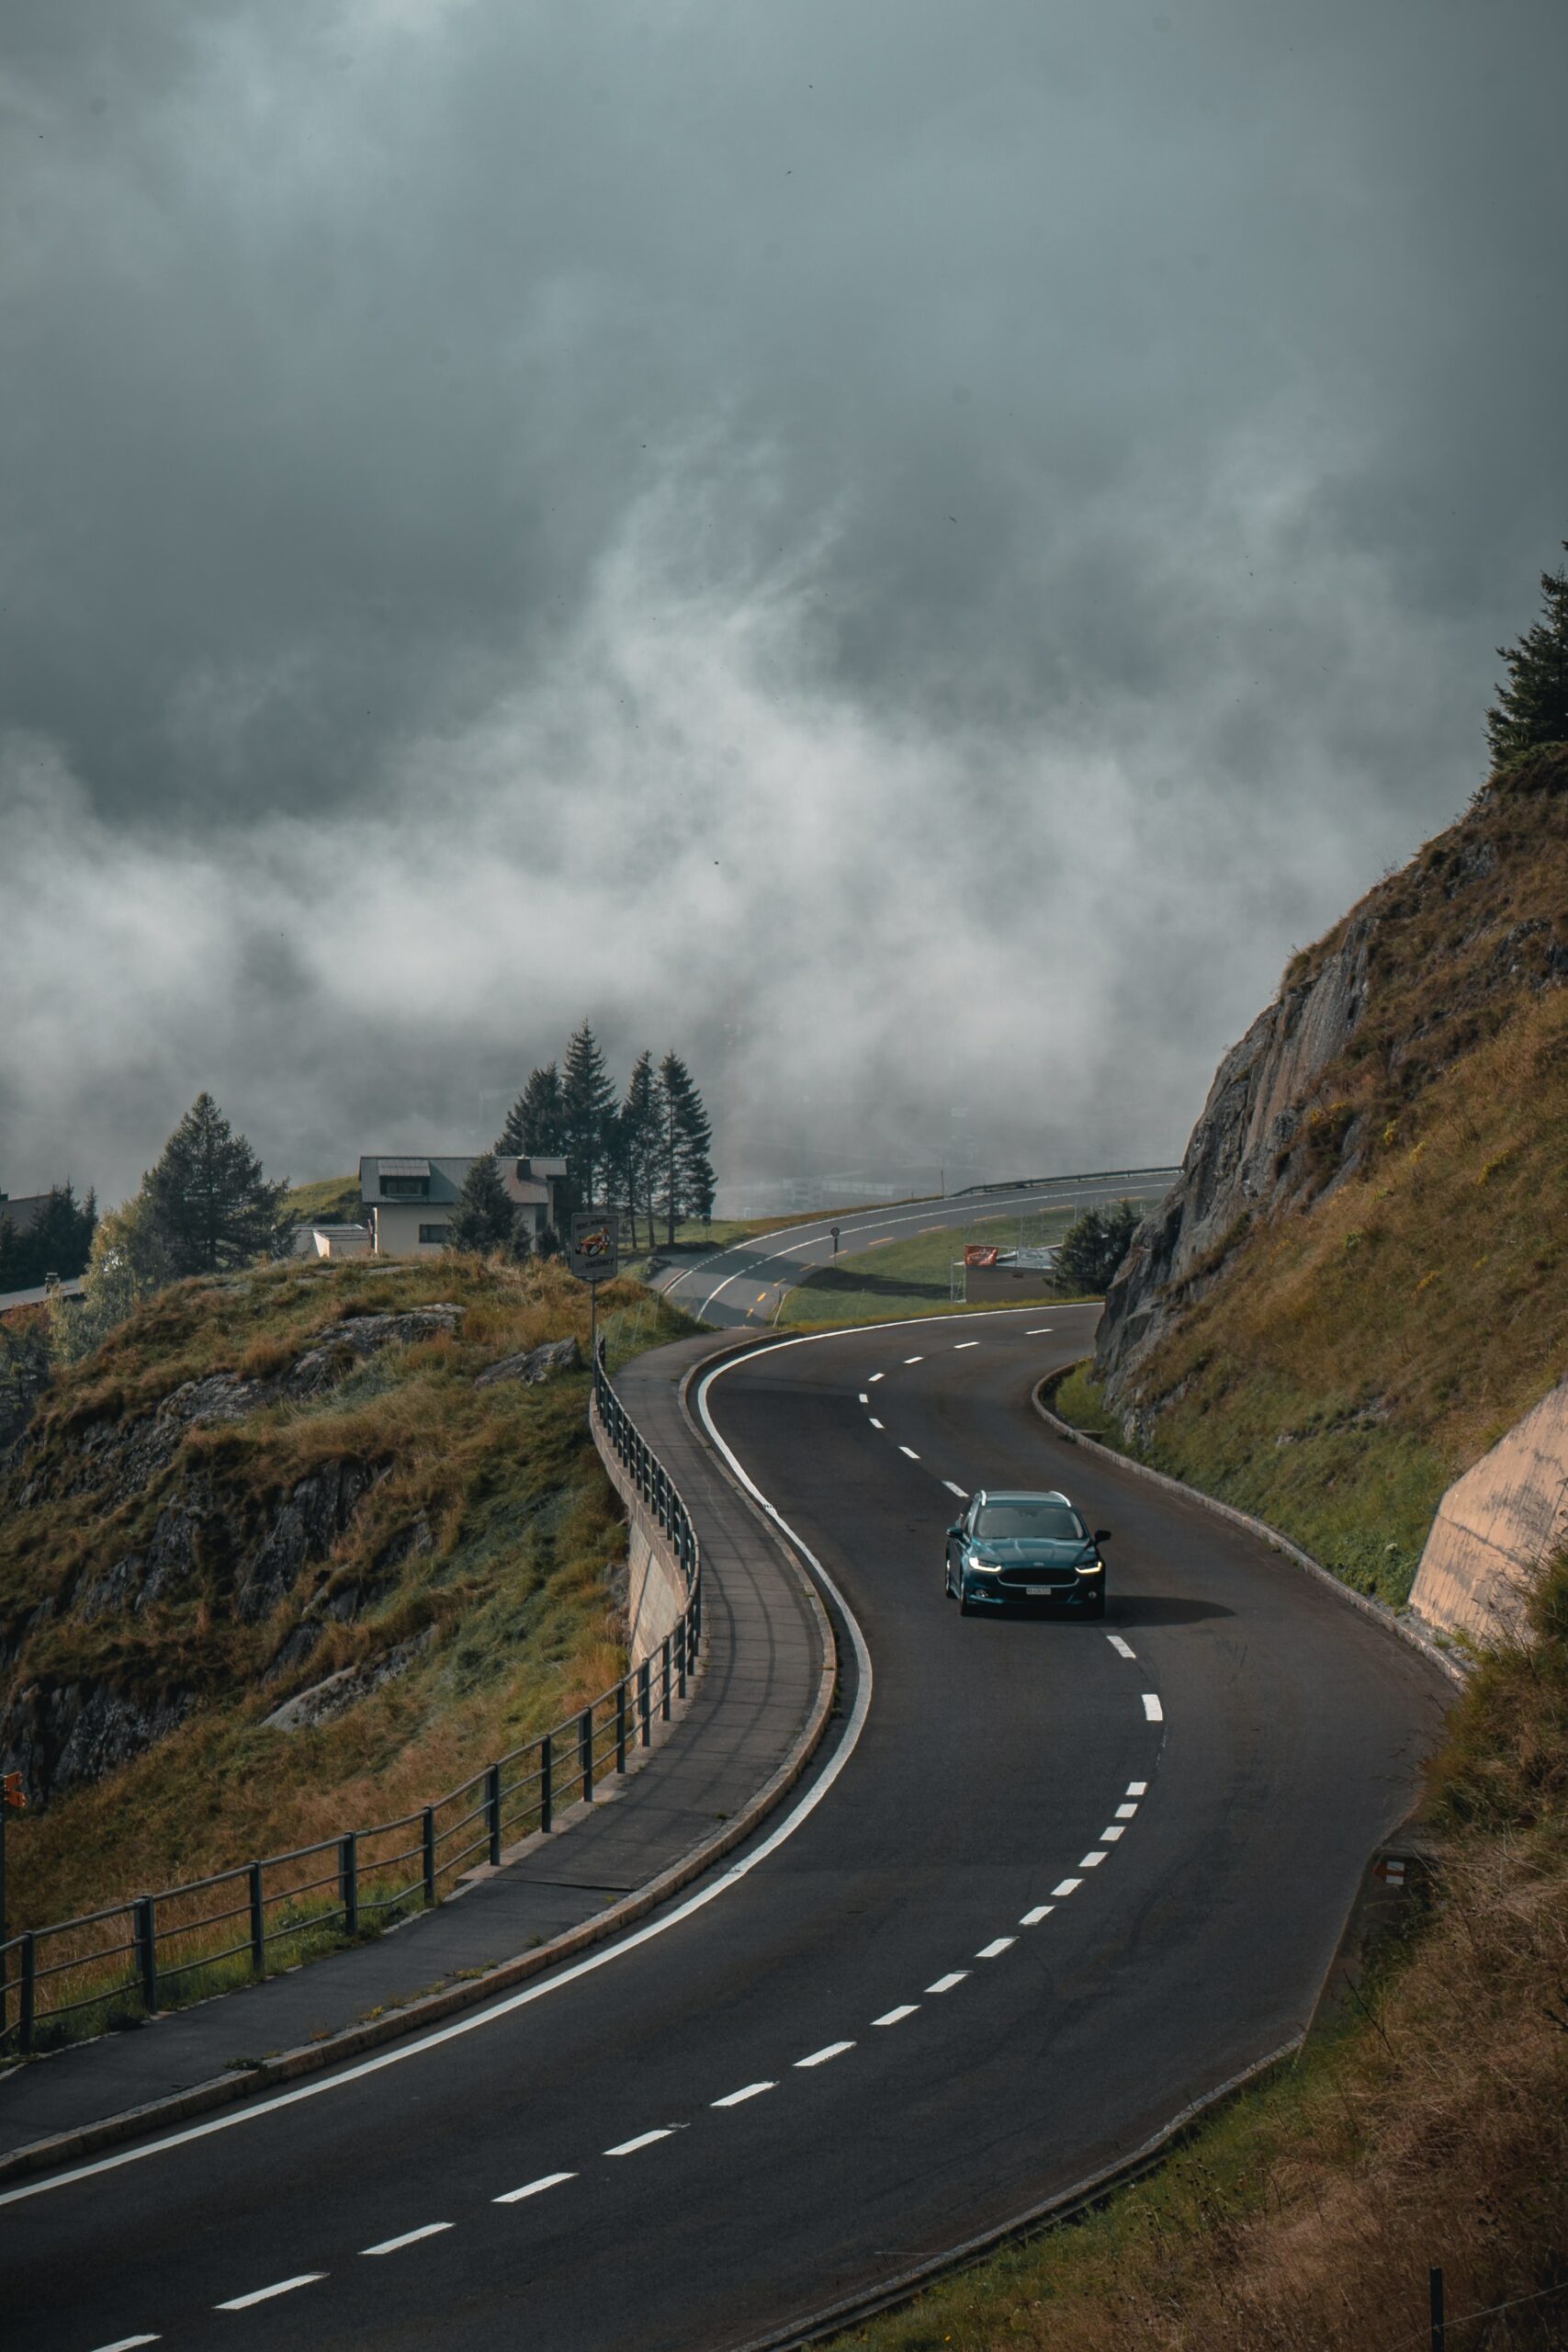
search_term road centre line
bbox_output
[796,2041,855,2069]
[216,2276,326,2311]
[90,2339,159,2351]
[868,1371,884,1382]
[873,2005,919,2026]
[904,1355,924,1364]
[942,1480,968,1498]
[1100,1826,1125,1841]
[1143,1693,1165,1721]
[1127,1780,1149,1795]
[361,2222,452,2256]
[1115,1804,1138,1819]
[605,2128,675,2155]
[1106,1634,1136,1659]
[1051,1878,1082,1897]
[1026,1327,1054,1334]
[868,1416,884,1429]
[1020,1905,1055,1927]
[898,1444,920,1460]
[953,1340,979,1349]
[712,2081,775,2108]
[976,1938,1015,1959]
[1079,1851,1108,1868]
[926,1972,968,1994]
[858,1391,869,1403]
[494,2172,577,2204]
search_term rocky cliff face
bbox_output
[1096,752,1568,1410]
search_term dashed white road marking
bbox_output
[1143,1693,1164,1722]
[858,1391,869,1404]
[1079,1850,1108,1868]
[1106,1634,1136,1659]
[494,2172,577,2205]
[942,1479,968,1498]
[216,2276,326,2312]
[712,2081,775,2109]
[904,1355,924,1364]
[1100,1826,1125,1842]
[976,1937,1015,1959]
[898,1444,920,1460]
[868,1371,885,1383]
[1020,1905,1055,1927]
[873,2004,919,2026]
[1127,1780,1148,1795]
[868,1416,885,1430]
[1115,1803,1138,1819]
[90,2338,160,2350]
[953,1340,979,1350]
[926,1971,968,1994]
[605,2129,675,2156]
[1050,1877,1082,1898]
[1026,1327,1054,1334]
[361,2223,452,2256]
[795,2041,855,2069]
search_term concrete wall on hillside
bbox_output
[1410,1375,1568,1644]
[590,1398,691,1668]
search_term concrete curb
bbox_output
[0,1347,840,2191]
[1031,1367,1469,1687]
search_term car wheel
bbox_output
[958,1591,977,1617]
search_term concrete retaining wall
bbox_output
[1410,1374,1568,1644]
[590,1396,692,1667]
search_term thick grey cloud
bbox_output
[3,0,1565,1203]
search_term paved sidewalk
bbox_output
[0,1330,826,2167]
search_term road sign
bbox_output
[570,1211,620,1285]
[2,1771,24,1811]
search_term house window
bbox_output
[381,1175,429,1199]
[418,1224,449,1246]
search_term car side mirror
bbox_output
[1093,1529,1111,1544]
[947,1523,964,1540]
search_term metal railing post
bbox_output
[340,1833,359,1937]
[19,1932,35,2054]
[580,1706,593,1804]
[135,1895,158,2015]
[540,1733,553,1833]
[616,1679,627,1773]
[638,1658,651,1747]
[423,1807,437,1905]
[487,1763,503,1866]
[249,1861,265,1977]
[676,1615,688,1700]
[661,1635,671,1721]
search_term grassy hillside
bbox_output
[281,1174,364,1227]
[832,1554,1568,2352]
[1077,752,1568,1607]
[779,1204,1156,1329]
[1,1255,693,1937]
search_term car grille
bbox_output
[998,1566,1077,1589]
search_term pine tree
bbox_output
[1055,1200,1140,1296]
[615,1051,660,1251]
[654,1052,715,1243]
[446,1152,520,1256]
[1486,542,1568,765]
[496,1063,566,1159]
[0,1183,97,1292]
[142,1094,289,1275]
[560,1023,617,1209]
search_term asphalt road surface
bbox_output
[6,1309,1450,2352]
[656,1172,1179,1328]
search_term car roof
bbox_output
[974,1488,1076,1508]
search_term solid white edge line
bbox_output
[604,2128,675,2156]
[872,2005,919,2026]
[925,1972,968,1993]
[976,1938,1015,1959]
[493,2171,577,2205]
[90,2339,161,2351]
[215,2275,326,2311]
[1050,1878,1081,1897]
[712,2081,775,2108]
[5,1340,881,2214]
[795,2041,855,2069]
[1020,1905,1055,1927]
[1143,1693,1164,1721]
[361,2222,453,2255]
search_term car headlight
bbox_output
[967,1556,1003,1574]
[1078,1558,1103,1574]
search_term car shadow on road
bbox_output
[1108,1594,1235,1625]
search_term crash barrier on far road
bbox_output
[953,1163,1180,1198]
[0,1351,700,2061]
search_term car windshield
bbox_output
[973,1500,1086,1543]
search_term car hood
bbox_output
[969,1538,1095,1567]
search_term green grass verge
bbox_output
[778,1206,1156,1331]
[281,1174,364,1227]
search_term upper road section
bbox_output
[660,1168,1179,1327]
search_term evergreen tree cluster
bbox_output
[1487,540,1568,768]
[495,1023,716,1249]
[0,1182,97,1293]
[1054,1199,1141,1296]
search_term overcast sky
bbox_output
[4,0,1565,1205]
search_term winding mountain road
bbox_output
[6,1308,1450,2352]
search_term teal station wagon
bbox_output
[944,1489,1110,1619]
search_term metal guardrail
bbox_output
[952,1164,1180,1198]
[0,1351,700,2058]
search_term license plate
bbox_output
[1023,1584,1055,1596]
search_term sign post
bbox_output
[570,1210,621,1368]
